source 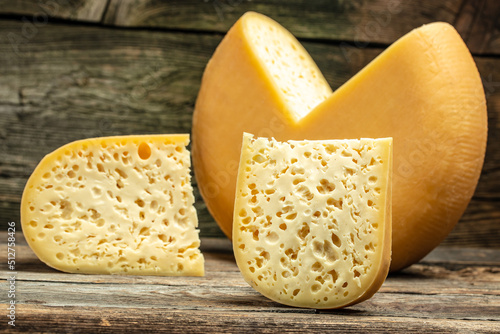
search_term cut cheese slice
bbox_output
[233,133,392,309]
[192,12,487,271]
[21,135,204,276]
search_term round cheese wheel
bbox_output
[192,12,487,271]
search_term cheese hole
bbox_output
[135,199,145,207]
[293,289,300,296]
[368,176,378,184]
[56,253,64,260]
[42,172,51,179]
[115,168,128,179]
[266,231,279,243]
[312,262,323,272]
[279,223,287,230]
[298,223,310,240]
[138,142,151,160]
[92,187,102,197]
[29,220,38,227]
[158,234,167,242]
[328,269,338,283]
[311,284,321,293]
[331,233,341,247]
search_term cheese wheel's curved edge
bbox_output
[20,134,205,276]
[192,13,288,239]
[192,12,332,240]
[300,22,487,271]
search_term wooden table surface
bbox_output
[1,232,499,333]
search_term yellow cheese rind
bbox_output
[233,133,392,309]
[193,12,487,271]
[21,135,204,276]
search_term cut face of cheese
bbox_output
[192,12,487,271]
[233,133,392,309]
[21,135,204,276]
[244,14,332,122]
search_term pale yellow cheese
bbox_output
[192,12,487,271]
[233,133,392,309]
[21,135,204,276]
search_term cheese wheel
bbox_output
[192,12,487,271]
[21,135,204,276]
[233,133,392,308]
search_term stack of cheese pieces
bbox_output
[21,135,204,276]
[193,12,487,271]
[233,133,392,308]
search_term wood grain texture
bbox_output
[0,1,499,55]
[101,0,462,44]
[0,232,499,333]
[455,0,500,55]
[100,0,498,55]
[0,19,499,245]
[0,0,108,23]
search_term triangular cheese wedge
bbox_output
[192,12,487,271]
[21,135,204,276]
[233,133,392,308]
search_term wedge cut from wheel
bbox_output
[192,12,487,271]
[233,133,392,308]
[21,135,204,276]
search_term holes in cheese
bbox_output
[233,133,392,309]
[21,135,204,276]
[193,12,487,271]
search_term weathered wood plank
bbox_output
[1,0,498,56]
[0,20,499,245]
[0,0,109,23]
[455,0,500,55]
[1,232,499,331]
[1,234,499,299]
[3,305,498,333]
[101,0,463,45]
[1,279,499,321]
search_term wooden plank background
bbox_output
[0,0,499,245]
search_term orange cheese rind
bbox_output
[193,12,487,271]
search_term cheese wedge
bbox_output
[21,135,204,276]
[192,12,487,271]
[233,133,392,309]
